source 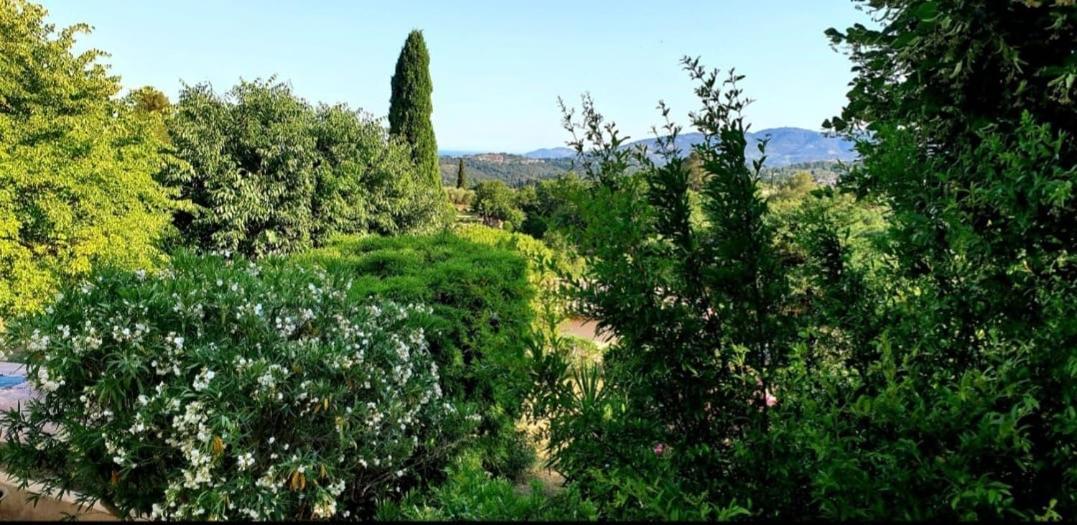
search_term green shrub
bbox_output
[161,79,448,258]
[293,230,537,478]
[470,180,524,229]
[518,173,588,241]
[375,450,597,521]
[541,60,789,515]
[445,186,475,207]
[0,252,463,520]
[0,0,181,321]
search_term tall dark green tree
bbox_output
[456,158,467,188]
[389,30,440,186]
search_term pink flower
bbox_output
[653,443,667,456]
[765,388,778,407]
[754,376,778,408]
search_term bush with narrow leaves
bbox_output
[0,252,472,520]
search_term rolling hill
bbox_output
[440,127,858,187]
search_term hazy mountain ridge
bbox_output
[439,127,857,187]
[517,127,857,166]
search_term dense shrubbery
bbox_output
[0,253,465,520]
[538,61,791,519]
[0,0,181,321]
[3,0,1074,520]
[470,180,524,229]
[534,0,1076,520]
[375,450,596,521]
[292,229,538,479]
[516,173,587,241]
[161,78,450,258]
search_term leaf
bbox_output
[913,2,939,20]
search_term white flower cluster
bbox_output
[20,264,449,521]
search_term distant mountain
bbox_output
[625,127,857,167]
[523,147,575,160]
[441,127,857,187]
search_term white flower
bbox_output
[27,330,50,352]
[236,452,255,470]
[312,495,337,519]
[192,368,215,391]
[35,366,63,392]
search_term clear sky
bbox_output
[41,1,872,153]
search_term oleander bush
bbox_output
[0,252,471,520]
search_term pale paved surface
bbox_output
[559,318,616,346]
[0,472,116,521]
[0,362,33,413]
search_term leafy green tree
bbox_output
[456,158,467,188]
[0,0,180,321]
[125,85,171,114]
[517,173,587,240]
[539,59,790,512]
[161,79,447,258]
[766,0,1077,519]
[470,180,523,229]
[162,79,318,257]
[823,0,1075,148]
[389,30,440,186]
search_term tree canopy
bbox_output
[0,0,180,320]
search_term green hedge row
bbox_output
[292,228,538,478]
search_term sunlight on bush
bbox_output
[0,253,470,520]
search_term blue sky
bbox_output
[42,1,872,153]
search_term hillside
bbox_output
[440,154,573,187]
[441,127,856,187]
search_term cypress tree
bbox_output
[389,30,440,186]
[456,158,467,189]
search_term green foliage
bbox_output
[0,0,180,321]
[445,186,475,208]
[0,252,460,520]
[470,180,524,229]
[125,86,171,114]
[776,0,1077,519]
[538,58,790,513]
[439,154,574,187]
[540,31,1075,518]
[161,78,447,258]
[455,157,467,189]
[517,173,588,240]
[389,30,440,187]
[823,0,1075,142]
[293,230,537,479]
[375,451,597,521]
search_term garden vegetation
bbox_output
[0,0,1074,521]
